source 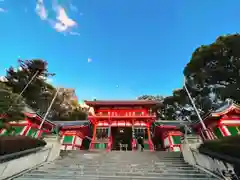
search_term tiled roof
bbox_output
[84,100,162,106]
[23,104,55,125]
[23,105,36,114]
[191,99,240,125]
[53,120,90,127]
[153,120,190,127]
[212,99,234,113]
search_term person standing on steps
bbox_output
[137,136,144,151]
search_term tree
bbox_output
[5,59,56,113]
[0,81,24,131]
[160,34,240,121]
[68,109,87,121]
[163,88,201,121]
[184,34,240,112]
[137,95,164,118]
[2,59,87,122]
[138,95,164,101]
[51,89,87,121]
[0,81,11,91]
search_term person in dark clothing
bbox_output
[152,136,157,150]
[137,136,144,151]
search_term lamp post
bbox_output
[39,88,60,130]
[183,77,211,140]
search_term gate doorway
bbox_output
[111,127,132,151]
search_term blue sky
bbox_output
[0,0,240,101]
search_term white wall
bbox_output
[163,137,169,147]
[0,148,50,179]
[181,136,233,179]
[0,135,61,179]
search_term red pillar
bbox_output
[90,123,97,150]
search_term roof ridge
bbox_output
[232,100,240,107]
[85,100,160,101]
[198,98,240,123]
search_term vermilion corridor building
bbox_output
[85,100,183,151]
[85,100,158,151]
[0,100,185,152]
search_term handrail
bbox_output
[181,135,239,179]
[199,147,240,179]
[199,148,240,167]
[0,146,46,162]
[190,146,239,179]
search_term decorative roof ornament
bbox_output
[213,98,240,113]
[88,107,95,115]
[203,98,240,119]
[191,98,240,126]
[213,99,233,113]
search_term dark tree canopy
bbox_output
[0,82,24,123]
[138,95,164,101]
[184,34,240,111]
[140,34,240,121]
[2,34,240,123]
[1,59,86,122]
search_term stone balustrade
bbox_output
[0,135,61,179]
[181,135,236,179]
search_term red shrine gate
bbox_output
[85,100,160,151]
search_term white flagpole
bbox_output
[39,88,60,130]
[17,71,39,99]
[183,77,211,139]
[7,71,39,112]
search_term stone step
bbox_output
[53,161,187,165]
[15,176,218,180]
[52,161,188,166]
[45,162,191,167]
[21,173,214,179]
[13,151,218,180]
[31,169,208,176]
[54,157,186,161]
[53,159,187,163]
[42,165,193,170]
[35,167,201,173]
[42,167,194,172]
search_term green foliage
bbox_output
[69,108,87,120]
[199,135,240,160]
[184,34,240,103]
[5,59,55,110]
[0,82,24,122]
[138,95,164,101]
[0,136,46,156]
[2,59,86,122]
[140,34,240,121]
[56,109,87,121]
[3,34,240,123]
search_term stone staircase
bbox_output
[14,151,219,180]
